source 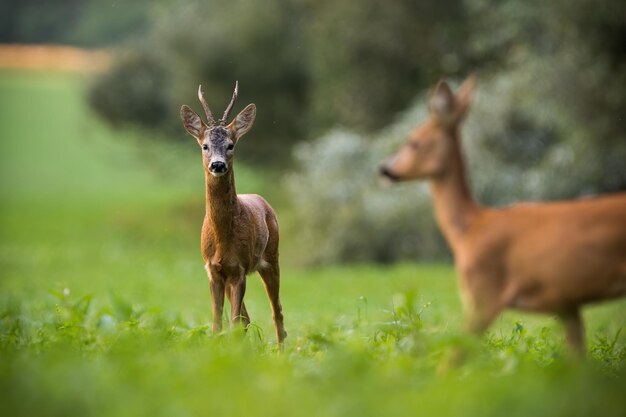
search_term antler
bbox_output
[220,80,239,125]
[197,84,215,125]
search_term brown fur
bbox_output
[181,85,286,344]
[381,76,626,354]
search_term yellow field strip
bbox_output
[0,43,111,73]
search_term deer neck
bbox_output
[429,134,478,247]
[204,166,238,243]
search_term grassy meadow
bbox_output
[0,70,625,417]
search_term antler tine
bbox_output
[197,84,215,125]
[220,80,239,125]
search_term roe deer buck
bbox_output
[180,82,286,344]
[380,75,626,354]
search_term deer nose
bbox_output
[379,165,399,181]
[210,161,227,174]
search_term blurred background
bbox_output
[2,1,626,417]
[1,0,625,265]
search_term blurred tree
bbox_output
[72,1,153,47]
[467,0,626,195]
[88,50,171,129]
[306,0,469,133]
[0,0,81,44]
[0,0,152,46]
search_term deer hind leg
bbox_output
[258,261,287,345]
[559,309,585,356]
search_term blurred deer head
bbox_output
[380,75,476,181]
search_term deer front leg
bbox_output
[463,306,500,336]
[559,309,585,356]
[228,273,248,329]
[259,262,287,345]
[440,283,502,372]
[208,273,226,334]
[226,284,251,328]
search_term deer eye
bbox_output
[226,144,234,151]
[202,144,209,151]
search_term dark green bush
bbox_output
[307,0,469,133]
[88,50,172,129]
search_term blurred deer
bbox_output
[380,75,626,354]
[180,82,286,344]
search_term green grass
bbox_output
[1,70,625,417]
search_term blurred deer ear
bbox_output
[456,74,477,118]
[180,105,205,140]
[230,103,256,140]
[429,80,456,120]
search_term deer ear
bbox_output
[231,103,256,140]
[180,105,205,139]
[429,80,456,120]
[456,74,477,119]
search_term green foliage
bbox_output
[2,287,626,417]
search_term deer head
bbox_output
[180,81,256,177]
[380,75,476,181]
